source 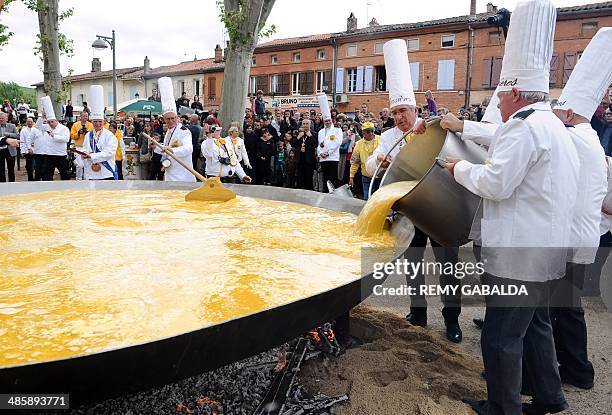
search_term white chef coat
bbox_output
[365,119,424,177]
[461,121,499,147]
[566,124,607,264]
[317,126,343,162]
[82,128,118,180]
[230,136,251,168]
[36,122,69,156]
[201,137,247,179]
[160,125,195,182]
[454,102,579,282]
[19,126,41,154]
[601,156,612,236]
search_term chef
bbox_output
[228,125,252,171]
[449,1,579,413]
[36,96,70,181]
[81,85,118,180]
[365,39,463,344]
[548,27,612,391]
[150,77,195,182]
[201,126,252,183]
[19,116,41,181]
[316,94,342,191]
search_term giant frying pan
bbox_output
[0,181,412,404]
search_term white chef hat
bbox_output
[383,39,416,109]
[482,85,503,124]
[90,85,104,121]
[554,27,612,120]
[317,94,331,120]
[158,77,176,116]
[498,0,556,93]
[40,96,56,120]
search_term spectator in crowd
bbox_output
[2,99,14,118]
[425,90,437,115]
[176,92,190,110]
[124,117,135,137]
[243,124,258,181]
[0,112,19,182]
[598,108,612,156]
[350,121,381,199]
[65,99,74,123]
[380,107,395,129]
[191,96,203,111]
[256,127,275,185]
[274,140,287,187]
[187,114,202,174]
[285,148,299,188]
[330,108,338,122]
[254,90,266,119]
[16,99,29,125]
[312,114,324,135]
[279,109,297,136]
[109,121,125,180]
[293,118,317,190]
[281,131,293,153]
[19,116,41,181]
[338,123,358,185]
[82,101,91,115]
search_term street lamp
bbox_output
[92,30,117,119]
[134,92,140,99]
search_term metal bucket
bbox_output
[380,120,487,246]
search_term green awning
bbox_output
[119,99,163,115]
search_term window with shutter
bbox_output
[374,66,387,92]
[346,68,358,93]
[302,71,314,95]
[563,52,576,84]
[279,73,290,95]
[270,74,280,94]
[356,66,364,93]
[482,57,493,89]
[364,66,374,93]
[491,57,503,87]
[410,62,420,91]
[549,53,559,86]
[437,60,455,90]
[335,67,345,94]
[292,73,301,95]
[257,75,268,94]
[323,70,332,92]
[208,78,216,99]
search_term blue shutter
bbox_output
[356,66,364,93]
[364,65,374,93]
[335,67,345,94]
[409,62,419,91]
[437,60,455,90]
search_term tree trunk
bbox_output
[219,0,275,132]
[38,0,62,118]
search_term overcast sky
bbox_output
[0,0,598,86]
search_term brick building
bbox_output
[35,1,612,117]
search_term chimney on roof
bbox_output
[143,56,150,74]
[347,12,357,32]
[486,2,497,13]
[368,17,380,27]
[470,0,477,15]
[91,57,101,73]
[214,44,222,63]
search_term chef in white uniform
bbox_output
[548,27,612,391]
[228,126,252,170]
[36,96,71,181]
[316,94,342,192]
[152,77,195,182]
[201,126,251,183]
[19,116,41,181]
[450,1,579,413]
[81,85,118,180]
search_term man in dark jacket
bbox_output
[254,90,266,119]
[292,118,317,190]
[256,128,275,185]
[186,114,202,175]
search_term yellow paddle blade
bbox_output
[185,177,237,202]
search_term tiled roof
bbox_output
[32,66,142,86]
[143,58,225,78]
[558,1,612,13]
[257,33,333,48]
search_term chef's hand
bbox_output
[440,113,464,133]
[245,163,252,169]
[162,146,173,153]
[413,119,427,135]
[81,152,91,160]
[444,157,462,175]
[241,175,252,183]
[349,177,354,187]
[6,138,20,148]
[377,154,392,169]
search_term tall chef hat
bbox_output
[158,77,176,116]
[482,85,503,124]
[554,27,612,120]
[40,96,56,121]
[383,39,416,109]
[317,94,331,120]
[498,0,556,93]
[90,85,105,121]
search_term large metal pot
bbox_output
[380,120,487,246]
[0,181,412,404]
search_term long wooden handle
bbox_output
[143,133,207,182]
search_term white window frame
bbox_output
[346,68,358,93]
[406,38,420,52]
[178,81,186,95]
[374,41,384,54]
[249,76,257,95]
[293,52,301,62]
[346,45,357,57]
[291,72,301,95]
[271,55,278,64]
[76,93,85,106]
[437,59,455,90]
[193,79,200,97]
[315,71,326,93]
[441,34,455,48]
[317,49,326,60]
[270,74,280,94]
